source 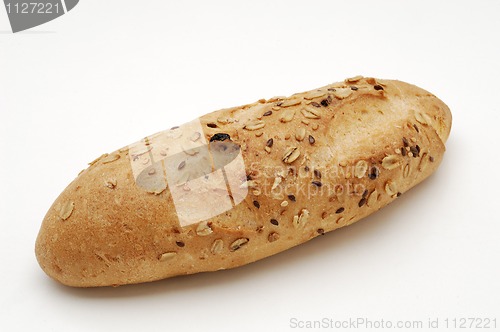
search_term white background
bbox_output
[1,1,499,331]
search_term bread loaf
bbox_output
[35,76,452,287]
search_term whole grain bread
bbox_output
[35,76,452,287]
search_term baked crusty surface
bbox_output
[35,77,452,287]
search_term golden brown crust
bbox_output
[35,77,452,287]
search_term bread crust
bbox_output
[35,77,452,287]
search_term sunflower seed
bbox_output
[280,109,296,123]
[59,201,75,220]
[105,178,117,189]
[217,117,236,124]
[240,180,258,189]
[182,144,199,156]
[159,252,177,261]
[385,180,398,197]
[312,180,322,187]
[304,91,327,100]
[89,153,108,166]
[295,127,306,141]
[418,153,429,172]
[244,120,266,131]
[410,146,420,157]
[332,88,353,99]
[268,96,285,102]
[282,147,300,164]
[210,133,231,142]
[230,238,249,252]
[281,200,288,207]
[345,75,363,83]
[354,160,368,178]
[292,209,310,228]
[268,232,280,242]
[102,153,120,164]
[403,164,410,178]
[415,111,430,125]
[402,137,409,147]
[272,176,282,190]
[301,107,321,119]
[367,190,378,207]
[211,239,224,254]
[382,155,401,170]
[280,99,302,107]
[196,221,213,236]
[190,132,201,142]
